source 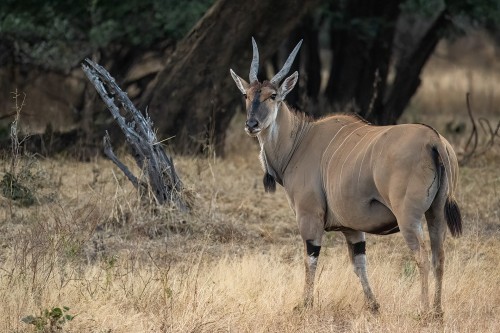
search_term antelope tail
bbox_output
[445,197,462,237]
[432,145,463,238]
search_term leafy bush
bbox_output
[22,306,76,332]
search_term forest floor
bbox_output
[1,34,500,333]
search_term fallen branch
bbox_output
[82,59,190,211]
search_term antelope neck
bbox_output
[258,102,310,184]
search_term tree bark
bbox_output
[325,0,401,124]
[383,10,451,124]
[141,0,319,155]
[285,13,322,117]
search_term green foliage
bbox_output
[447,0,500,24]
[401,0,443,17]
[22,306,76,332]
[323,0,500,44]
[323,2,390,43]
[0,0,214,69]
[403,0,500,26]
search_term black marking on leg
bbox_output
[263,173,276,193]
[306,240,321,257]
[352,241,366,256]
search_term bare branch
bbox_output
[460,92,500,166]
[463,93,478,153]
[102,131,144,190]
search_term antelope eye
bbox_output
[243,94,247,99]
[270,93,277,100]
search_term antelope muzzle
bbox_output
[245,118,260,136]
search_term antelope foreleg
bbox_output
[295,206,324,309]
[303,239,321,307]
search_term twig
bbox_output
[460,92,500,165]
[462,93,478,161]
[478,117,500,150]
[9,89,26,175]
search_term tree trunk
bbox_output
[383,10,451,124]
[141,0,319,155]
[325,0,401,124]
[302,13,322,116]
[287,13,323,117]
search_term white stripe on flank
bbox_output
[328,124,369,169]
[337,128,375,217]
[323,120,364,159]
[369,127,392,168]
[356,129,379,188]
[322,124,349,162]
[339,128,373,188]
[326,124,368,219]
[377,133,389,160]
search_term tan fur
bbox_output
[230,41,461,317]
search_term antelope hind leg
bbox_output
[343,230,380,313]
[425,206,447,319]
[399,216,431,313]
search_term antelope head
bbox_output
[230,38,302,137]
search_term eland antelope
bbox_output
[230,38,462,316]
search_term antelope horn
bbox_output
[249,37,259,83]
[270,39,303,85]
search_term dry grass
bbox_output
[1,144,499,332]
[1,34,500,333]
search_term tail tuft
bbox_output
[445,198,462,237]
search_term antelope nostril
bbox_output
[246,119,259,129]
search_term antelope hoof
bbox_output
[430,308,444,322]
[415,308,443,323]
[367,301,380,314]
[294,299,313,312]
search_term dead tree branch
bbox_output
[460,92,500,166]
[82,59,190,211]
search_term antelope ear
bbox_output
[230,69,249,95]
[277,71,298,101]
